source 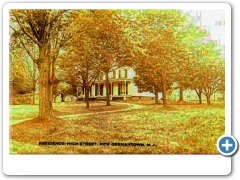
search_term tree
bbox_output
[198,41,224,105]
[131,10,189,108]
[133,52,160,104]
[90,10,133,106]
[10,10,85,120]
[53,81,73,102]
[187,54,205,104]
[59,39,100,108]
[188,41,224,105]
[31,61,37,105]
[173,21,209,102]
[10,43,33,95]
[56,10,103,108]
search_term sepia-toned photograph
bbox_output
[9,8,225,154]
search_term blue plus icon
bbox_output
[221,138,234,152]
[217,135,238,156]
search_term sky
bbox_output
[185,9,225,45]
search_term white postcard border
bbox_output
[3,2,231,175]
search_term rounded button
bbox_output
[217,135,238,156]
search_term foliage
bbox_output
[9,9,226,156]
[10,9,225,118]
[10,48,33,95]
[131,10,192,106]
[53,82,73,102]
[57,11,102,107]
[9,37,36,105]
[90,10,133,106]
[189,41,225,105]
[10,9,83,119]
[173,23,209,102]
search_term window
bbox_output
[113,70,116,79]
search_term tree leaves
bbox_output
[10,9,225,108]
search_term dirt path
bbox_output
[10,102,144,125]
[58,102,144,120]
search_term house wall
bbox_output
[93,67,138,97]
[128,82,134,95]
[128,68,135,78]
[131,83,138,95]
[101,67,136,80]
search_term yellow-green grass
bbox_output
[9,101,225,154]
[9,101,128,125]
[9,105,39,125]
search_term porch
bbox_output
[76,80,134,101]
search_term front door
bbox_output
[100,84,103,96]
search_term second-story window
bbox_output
[113,70,116,79]
[125,69,128,78]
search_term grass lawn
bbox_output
[9,101,225,154]
[9,101,129,125]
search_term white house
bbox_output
[77,67,143,100]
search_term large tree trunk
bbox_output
[206,94,211,106]
[32,90,35,105]
[161,75,167,108]
[32,63,36,105]
[154,86,159,104]
[179,87,184,102]
[198,93,202,104]
[49,59,56,111]
[162,87,167,108]
[106,73,111,106]
[38,45,52,120]
[85,86,90,109]
[61,93,65,102]
[195,88,202,104]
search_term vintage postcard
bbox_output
[3,2,232,175]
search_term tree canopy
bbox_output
[10,9,225,120]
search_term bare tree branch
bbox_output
[12,11,42,46]
[10,25,38,64]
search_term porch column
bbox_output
[110,82,113,100]
[92,85,95,97]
